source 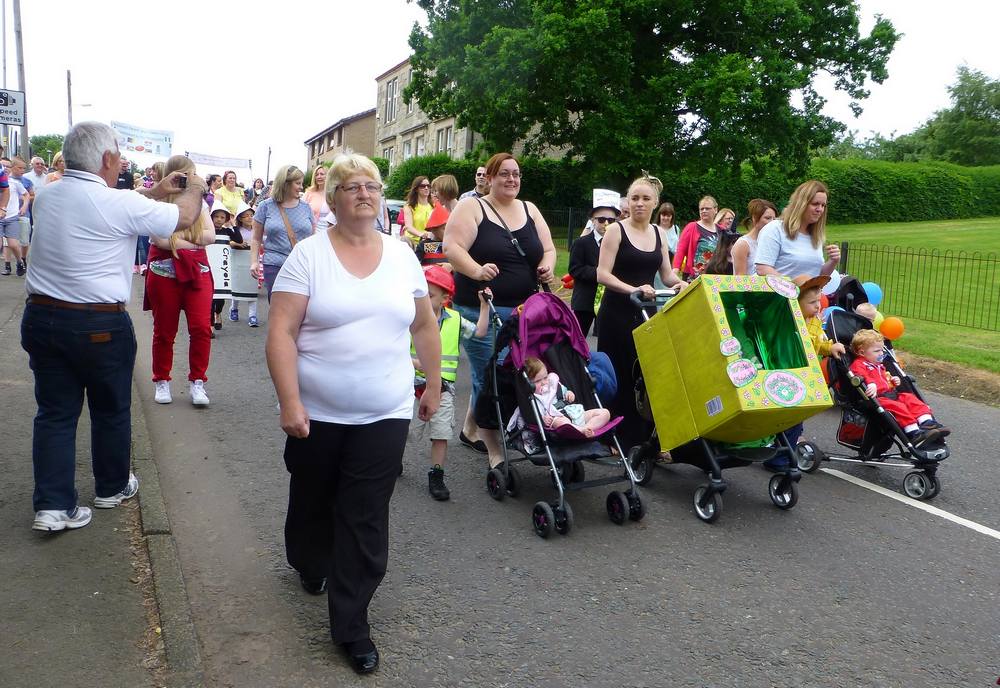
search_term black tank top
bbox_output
[453,199,544,308]
[610,221,663,288]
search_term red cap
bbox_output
[423,265,455,296]
[426,203,450,230]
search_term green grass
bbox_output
[549,216,1000,373]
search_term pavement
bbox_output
[2,273,999,688]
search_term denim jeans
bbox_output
[454,302,514,409]
[21,304,137,511]
[263,263,283,302]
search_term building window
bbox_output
[384,78,398,123]
[407,72,415,114]
[415,135,425,156]
[403,140,412,161]
[436,126,454,155]
[383,146,395,170]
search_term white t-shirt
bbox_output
[25,170,48,190]
[754,219,824,277]
[25,170,179,303]
[4,178,25,218]
[272,231,429,424]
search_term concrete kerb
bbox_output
[132,384,205,688]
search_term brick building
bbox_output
[304,108,376,171]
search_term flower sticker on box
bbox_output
[765,274,799,299]
[727,359,758,387]
[720,337,742,357]
[763,371,807,407]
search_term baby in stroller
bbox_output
[523,357,611,438]
[849,329,950,447]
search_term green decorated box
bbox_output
[633,274,832,451]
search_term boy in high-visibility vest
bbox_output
[411,265,491,500]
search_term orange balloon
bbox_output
[879,316,905,340]
[820,294,829,310]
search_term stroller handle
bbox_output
[630,289,678,322]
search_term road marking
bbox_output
[820,468,1000,542]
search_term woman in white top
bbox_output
[755,180,841,279]
[266,153,440,676]
[304,165,331,226]
[731,198,777,275]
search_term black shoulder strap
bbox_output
[479,197,548,293]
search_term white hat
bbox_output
[591,188,621,216]
[210,201,234,219]
[234,201,252,218]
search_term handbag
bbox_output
[277,205,299,248]
[479,198,550,293]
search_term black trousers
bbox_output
[573,309,596,338]
[283,417,409,644]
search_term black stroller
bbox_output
[628,291,802,523]
[476,292,645,538]
[795,310,949,500]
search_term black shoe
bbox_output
[428,466,450,501]
[459,431,488,454]
[299,574,327,595]
[341,639,379,674]
[15,261,25,277]
[919,419,943,430]
[911,428,943,448]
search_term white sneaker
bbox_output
[154,380,172,404]
[32,506,93,531]
[190,380,210,407]
[94,473,139,509]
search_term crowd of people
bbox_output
[21,120,893,676]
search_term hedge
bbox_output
[384,155,1000,227]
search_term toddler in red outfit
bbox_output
[849,329,950,447]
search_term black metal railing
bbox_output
[840,243,1000,331]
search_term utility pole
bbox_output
[13,0,26,159]
[66,69,72,128]
[265,146,272,185]
[2,0,8,152]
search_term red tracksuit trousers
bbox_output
[879,392,932,429]
[147,271,213,382]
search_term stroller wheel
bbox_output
[625,489,645,522]
[532,501,555,538]
[768,475,799,510]
[554,501,574,536]
[629,447,655,486]
[505,465,522,498]
[902,470,937,500]
[606,491,629,525]
[693,485,723,523]
[796,441,825,474]
[486,467,507,501]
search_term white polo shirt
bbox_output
[25,170,48,190]
[25,169,179,304]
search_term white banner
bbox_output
[205,238,232,300]
[186,151,251,169]
[110,120,173,156]
[229,248,259,301]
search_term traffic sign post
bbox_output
[0,89,25,126]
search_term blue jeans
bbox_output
[21,304,137,511]
[135,235,150,266]
[454,302,514,409]
[263,263,283,301]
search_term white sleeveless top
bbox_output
[732,235,757,275]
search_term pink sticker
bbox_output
[763,371,807,407]
[765,275,799,299]
[720,337,742,357]
[727,359,757,387]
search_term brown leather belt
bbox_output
[27,295,126,312]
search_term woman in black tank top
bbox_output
[596,175,687,451]
[443,153,557,468]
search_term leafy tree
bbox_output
[29,134,64,164]
[915,67,1000,166]
[406,0,899,183]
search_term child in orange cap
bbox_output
[415,203,451,268]
[410,265,491,500]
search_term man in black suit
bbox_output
[569,189,621,337]
[115,157,133,190]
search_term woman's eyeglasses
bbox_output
[418,183,430,188]
[593,216,616,224]
[337,183,383,195]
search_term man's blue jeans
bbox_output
[21,304,137,511]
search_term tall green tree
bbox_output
[406,0,898,182]
[916,67,1000,166]
[29,134,64,164]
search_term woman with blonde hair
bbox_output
[304,165,331,226]
[267,153,441,674]
[250,164,315,299]
[597,173,686,450]
[45,152,66,183]
[430,174,459,211]
[732,198,777,275]
[402,175,433,244]
[144,155,217,406]
[714,207,735,231]
[672,194,719,279]
[755,180,840,278]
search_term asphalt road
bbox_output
[133,288,1000,688]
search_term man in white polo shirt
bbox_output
[23,122,206,532]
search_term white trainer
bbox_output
[190,380,210,407]
[94,472,140,509]
[32,506,93,531]
[154,380,172,404]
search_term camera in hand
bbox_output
[177,173,188,189]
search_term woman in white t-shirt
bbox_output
[731,198,777,275]
[266,153,441,676]
[755,179,841,279]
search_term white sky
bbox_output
[7,0,998,183]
